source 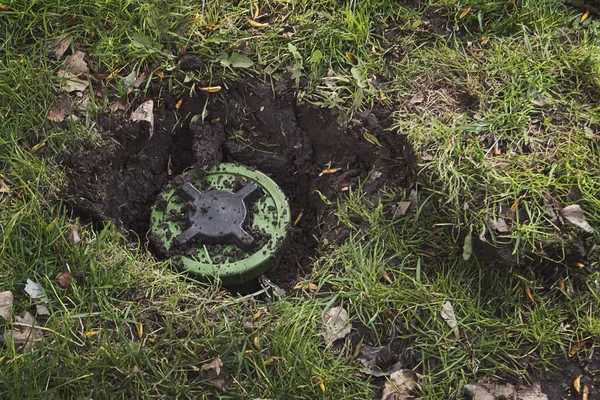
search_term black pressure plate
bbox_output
[176,182,262,251]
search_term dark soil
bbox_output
[539,352,600,400]
[60,79,413,290]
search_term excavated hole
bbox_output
[60,81,413,289]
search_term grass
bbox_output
[1,0,600,398]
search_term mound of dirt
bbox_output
[60,80,413,288]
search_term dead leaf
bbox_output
[69,224,81,244]
[464,381,547,400]
[0,179,10,193]
[7,312,43,351]
[408,92,425,105]
[460,5,472,19]
[36,304,51,316]
[56,271,71,288]
[133,72,147,88]
[440,301,460,339]
[111,95,128,112]
[381,370,418,400]
[481,35,490,46]
[47,94,71,122]
[24,279,48,303]
[319,167,342,177]
[345,52,358,65]
[488,217,509,233]
[200,358,227,391]
[57,70,89,93]
[155,70,165,79]
[199,86,222,93]
[560,205,594,233]
[48,36,72,59]
[60,51,88,75]
[359,346,404,377]
[293,211,303,226]
[321,306,351,347]
[0,4,10,10]
[130,100,154,139]
[313,376,326,392]
[0,291,13,320]
[294,283,318,291]
[106,69,119,81]
[581,10,590,25]
[396,201,411,217]
[247,18,269,28]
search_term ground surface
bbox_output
[1,0,600,399]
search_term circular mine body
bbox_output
[150,163,290,286]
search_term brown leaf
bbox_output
[488,217,509,233]
[0,4,10,11]
[408,92,425,105]
[57,70,89,93]
[48,36,72,59]
[0,291,13,320]
[130,100,155,139]
[132,72,147,88]
[359,346,405,377]
[69,224,81,245]
[56,271,71,288]
[7,312,43,351]
[560,205,594,233]
[0,179,10,193]
[321,306,351,347]
[110,95,128,112]
[200,358,227,391]
[382,370,418,400]
[47,94,71,122]
[464,381,547,400]
[60,51,88,75]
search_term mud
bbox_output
[60,80,412,289]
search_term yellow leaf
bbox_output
[581,10,590,25]
[569,341,585,357]
[244,349,254,356]
[293,211,303,226]
[155,71,165,79]
[293,283,318,291]
[199,86,222,93]
[574,375,582,393]
[193,12,200,24]
[319,167,341,177]
[106,69,118,81]
[137,323,143,339]
[253,336,260,350]
[175,99,183,111]
[481,35,490,46]
[86,331,99,338]
[253,2,260,19]
[460,5,472,19]
[345,51,357,65]
[312,376,325,392]
[248,19,269,28]
[264,357,274,365]
[524,286,535,304]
